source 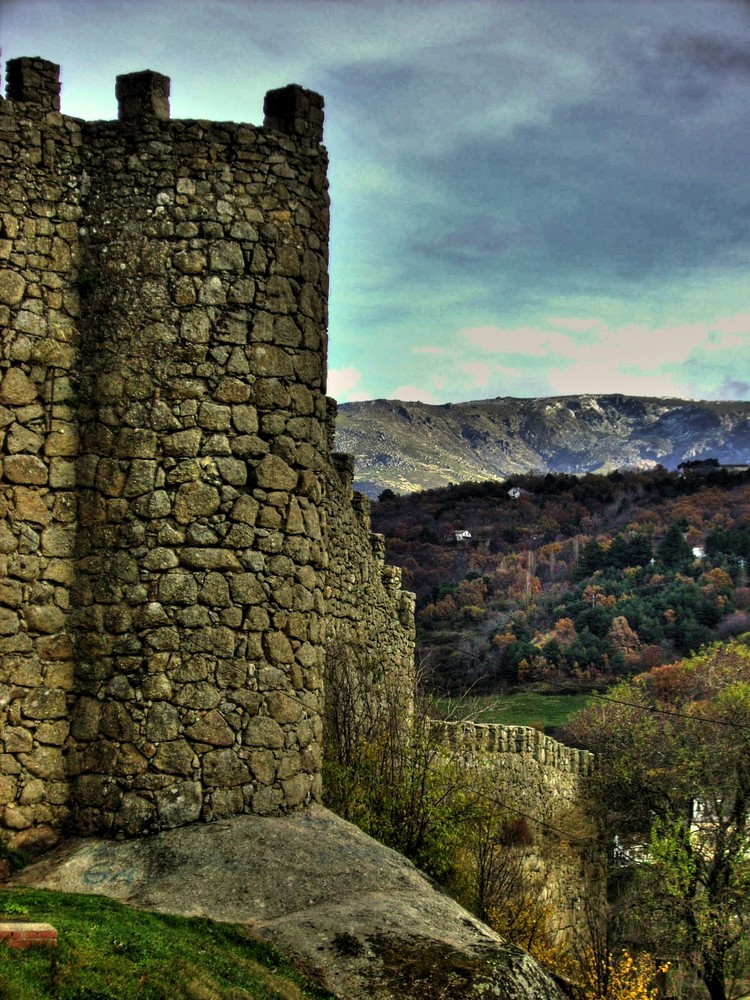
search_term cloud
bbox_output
[328,366,364,401]
[461,325,582,359]
[459,361,493,390]
[631,27,750,110]
[717,378,750,400]
[390,384,439,404]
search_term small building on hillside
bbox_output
[444,529,472,544]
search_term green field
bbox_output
[434,691,593,732]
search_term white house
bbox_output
[444,529,472,544]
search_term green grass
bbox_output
[0,888,333,1000]
[434,691,593,731]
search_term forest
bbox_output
[372,464,750,694]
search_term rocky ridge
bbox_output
[335,394,750,496]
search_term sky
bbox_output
[3,0,750,405]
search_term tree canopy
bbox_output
[566,639,750,1000]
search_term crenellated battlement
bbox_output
[431,720,594,776]
[115,71,171,122]
[0,57,415,851]
[4,57,62,111]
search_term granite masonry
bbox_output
[0,57,415,849]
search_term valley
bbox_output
[372,463,750,697]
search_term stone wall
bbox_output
[0,57,83,846]
[432,721,598,946]
[0,57,415,850]
[323,416,415,698]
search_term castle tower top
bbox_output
[5,56,61,110]
[116,70,171,121]
[5,59,324,141]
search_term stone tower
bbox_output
[0,58,415,850]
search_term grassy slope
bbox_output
[0,887,332,1000]
[436,691,592,730]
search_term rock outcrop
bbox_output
[11,804,567,1000]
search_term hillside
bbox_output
[335,394,750,497]
[371,467,750,693]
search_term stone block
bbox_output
[69,697,101,740]
[262,631,294,665]
[174,250,206,275]
[0,608,20,635]
[215,457,247,485]
[99,702,137,742]
[248,344,294,378]
[24,604,66,634]
[40,525,74,557]
[0,776,18,805]
[189,626,235,657]
[3,455,47,485]
[44,421,78,457]
[153,741,194,776]
[115,793,155,836]
[209,241,245,272]
[254,453,297,491]
[145,701,180,742]
[180,549,242,571]
[251,785,284,816]
[202,749,249,787]
[249,750,275,785]
[3,727,33,753]
[17,746,64,780]
[123,460,157,497]
[175,683,221,710]
[155,781,202,828]
[0,270,26,306]
[282,773,309,808]
[266,691,304,725]
[230,494,259,525]
[7,425,44,455]
[12,487,51,525]
[2,804,34,830]
[159,572,198,605]
[21,688,67,720]
[174,481,220,523]
[243,716,284,749]
[34,720,69,746]
[199,573,230,607]
[206,787,244,819]
[131,491,172,519]
[185,710,234,747]
[114,429,158,458]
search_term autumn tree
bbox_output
[566,639,750,1000]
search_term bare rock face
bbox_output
[12,804,566,1000]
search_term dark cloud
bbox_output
[632,28,750,109]
[663,31,750,77]
[410,217,537,263]
[717,378,750,400]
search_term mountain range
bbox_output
[334,394,750,497]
